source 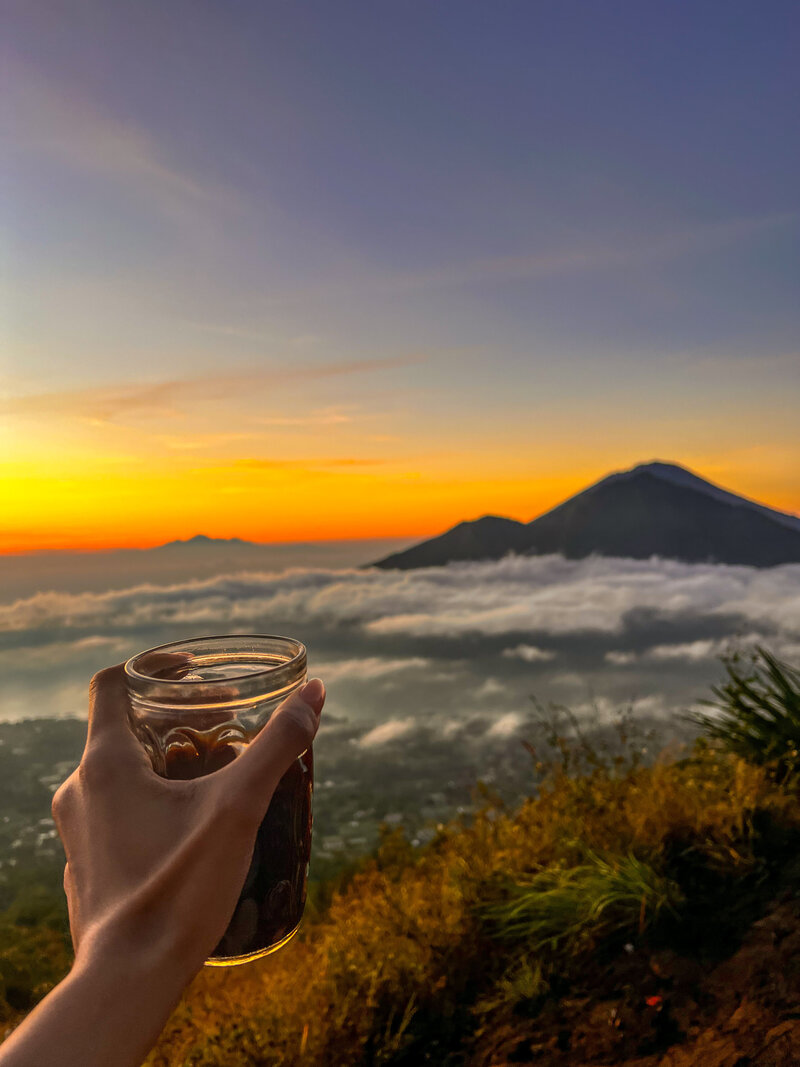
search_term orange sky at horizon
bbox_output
[3,430,799,555]
[3,353,799,555]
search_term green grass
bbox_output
[690,647,800,780]
[479,850,683,953]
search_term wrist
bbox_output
[73,915,202,995]
[63,935,196,1067]
[0,929,197,1067]
[72,887,212,991]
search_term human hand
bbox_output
[0,663,324,1067]
[53,661,324,974]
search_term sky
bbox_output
[3,0,799,552]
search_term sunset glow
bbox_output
[4,405,798,553]
[4,4,799,554]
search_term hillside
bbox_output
[141,650,798,1065]
[374,461,800,570]
[3,650,799,1065]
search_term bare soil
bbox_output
[474,894,800,1066]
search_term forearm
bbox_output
[0,944,195,1067]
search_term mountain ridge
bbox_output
[580,461,800,534]
[159,534,258,548]
[373,461,800,570]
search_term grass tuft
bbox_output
[689,647,800,780]
[479,851,683,952]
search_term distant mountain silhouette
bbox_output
[160,534,257,548]
[373,462,800,570]
[373,516,531,570]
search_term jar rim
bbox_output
[124,634,307,701]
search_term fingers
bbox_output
[223,678,325,801]
[86,662,157,773]
[86,663,132,744]
[88,651,191,743]
[133,650,192,682]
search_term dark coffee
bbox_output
[126,640,313,963]
[160,724,313,961]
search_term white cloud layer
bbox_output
[502,644,557,662]
[487,712,523,737]
[3,555,799,641]
[606,632,769,666]
[0,635,129,670]
[358,718,416,747]
[605,650,638,666]
[646,639,737,662]
[311,656,431,683]
[2,555,798,727]
[475,677,508,699]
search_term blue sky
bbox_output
[2,1,799,548]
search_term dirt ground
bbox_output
[475,894,800,1066]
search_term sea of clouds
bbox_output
[1,554,799,751]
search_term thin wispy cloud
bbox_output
[608,634,766,665]
[312,657,430,683]
[358,718,416,747]
[0,635,129,671]
[502,644,557,663]
[2,355,427,425]
[5,62,237,223]
[487,712,523,738]
[151,416,358,451]
[181,324,325,350]
[281,212,798,299]
[647,639,737,662]
[153,432,260,452]
[202,457,386,473]
[605,651,638,667]
[475,678,508,698]
[254,411,356,428]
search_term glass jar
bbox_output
[124,634,311,965]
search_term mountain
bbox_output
[1,538,417,602]
[600,462,800,535]
[370,516,530,570]
[159,534,257,548]
[373,461,800,570]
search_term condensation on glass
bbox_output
[124,635,312,966]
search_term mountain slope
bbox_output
[524,469,800,565]
[603,461,800,535]
[373,462,800,569]
[372,515,530,570]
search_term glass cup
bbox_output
[124,634,312,966]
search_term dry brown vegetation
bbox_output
[146,739,800,1065]
[4,650,799,1064]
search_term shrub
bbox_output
[146,741,799,1065]
[690,647,800,780]
[8,649,797,1065]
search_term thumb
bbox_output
[225,678,325,799]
